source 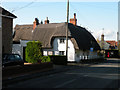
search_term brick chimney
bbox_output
[70,13,77,26]
[33,20,36,30]
[101,34,104,49]
[44,17,49,24]
[33,18,39,30]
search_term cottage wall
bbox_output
[43,37,75,62]
[12,38,100,62]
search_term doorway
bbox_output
[23,47,26,62]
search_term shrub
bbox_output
[41,56,51,63]
[25,41,42,63]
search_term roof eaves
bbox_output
[2,7,17,18]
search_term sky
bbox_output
[0,0,118,41]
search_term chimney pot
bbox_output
[74,13,76,19]
[33,20,36,30]
[70,13,77,26]
[33,18,39,30]
[46,17,48,20]
[45,17,49,24]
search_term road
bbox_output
[3,58,120,89]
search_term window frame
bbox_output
[60,38,65,43]
[59,51,65,56]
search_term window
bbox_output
[43,51,48,56]
[48,51,53,55]
[8,55,15,61]
[60,39,65,43]
[59,51,65,56]
[14,55,21,60]
[55,51,59,55]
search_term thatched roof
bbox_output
[13,23,100,50]
[32,23,71,48]
[13,24,33,42]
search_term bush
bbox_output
[25,41,42,63]
[41,56,51,63]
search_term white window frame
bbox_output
[48,51,53,55]
[43,51,48,56]
[60,38,65,43]
[59,51,65,56]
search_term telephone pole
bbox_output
[66,0,69,61]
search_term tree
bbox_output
[25,41,42,63]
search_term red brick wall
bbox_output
[2,17,13,54]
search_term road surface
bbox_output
[3,58,120,89]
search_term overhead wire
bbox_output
[11,0,37,12]
[70,3,90,29]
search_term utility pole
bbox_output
[118,1,120,51]
[66,0,69,61]
[117,32,119,50]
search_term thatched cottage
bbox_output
[13,14,101,62]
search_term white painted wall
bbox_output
[12,44,22,57]
[75,50,103,62]
[99,41,110,50]
[12,38,101,63]
[53,38,75,61]
[12,40,31,59]
[43,37,75,62]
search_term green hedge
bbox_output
[25,41,43,63]
[25,41,51,64]
[41,56,51,63]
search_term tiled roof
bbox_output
[106,41,117,46]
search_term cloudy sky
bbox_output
[1,0,118,41]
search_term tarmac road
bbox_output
[3,58,120,89]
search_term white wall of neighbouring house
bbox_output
[12,40,31,59]
[99,41,110,50]
[12,44,22,57]
[75,50,102,62]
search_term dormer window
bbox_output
[60,38,65,43]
